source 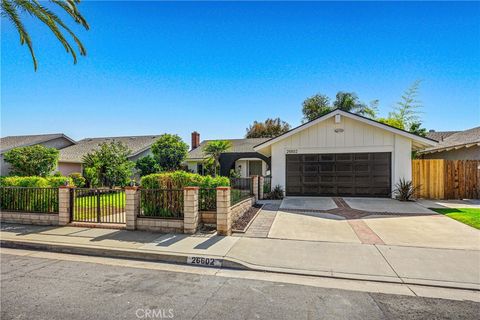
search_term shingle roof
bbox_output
[59,135,160,163]
[187,138,270,160]
[0,133,74,153]
[425,131,459,142]
[420,127,480,154]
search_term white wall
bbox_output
[269,115,413,197]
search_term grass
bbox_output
[74,193,125,209]
[431,208,480,229]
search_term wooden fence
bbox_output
[412,160,480,199]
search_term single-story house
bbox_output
[253,109,437,197]
[185,132,271,177]
[418,127,479,160]
[57,135,160,176]
[0,133,76,175]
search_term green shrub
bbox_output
[68,173,86,188]
[140,171,229,189]
[0,176,73,188]
[3,145,59,177]
[266,185,284,200]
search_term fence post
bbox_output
[184,187,199,234]
[216,187,231,236]
[58,186,72,226]
[125,187,140,231]
[252,176,259,201]
[259,176,264,200]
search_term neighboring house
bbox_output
[185,132,270,177]
[0,133,76,176]
[57,135,160,176]
[418,127,480,160]
[253,109,437,197]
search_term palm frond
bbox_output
[1,0,38,70]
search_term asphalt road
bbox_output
[1,251,479,320]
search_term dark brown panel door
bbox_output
[286,153,391,197]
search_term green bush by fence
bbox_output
[140,171,230,189]
[0,176,74,188]
[140,171,230,216]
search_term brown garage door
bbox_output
[286,153,391,197]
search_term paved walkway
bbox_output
[1,223,479,291]
[242,202,279,238]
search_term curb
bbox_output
[1,239,478,292]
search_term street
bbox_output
[1,249,479,320]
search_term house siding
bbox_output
[57,162,82,176]
[270,116,412,197]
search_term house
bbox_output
[185,132,270,177]
[0,133,76,175]
[417,127,480,160]
[57,135,160,175]
[253,109,437,197]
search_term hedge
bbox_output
[140,171,230,217]
[140,171,230,189]
[0,176,74,188]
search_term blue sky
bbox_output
[2,1,479,143]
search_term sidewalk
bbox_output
[1,223,479,291]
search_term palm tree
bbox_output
[1,0,89,70]
[333,92,377,118]
[202,140,232,177]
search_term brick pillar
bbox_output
[252,176,259,201]
[216,187,231,236]
[259,176,265,200]
[58,186,72,225]
[125,187,140,231]
[184,187,199,234]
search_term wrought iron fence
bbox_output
[199,188,216,211]
[139,189,183,219]
[71,188,126,223]
[230,178,253,206]
[263,176,272,195]
[0,187,58,213]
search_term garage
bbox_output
[253,110,437,198]
[286,152,391,197]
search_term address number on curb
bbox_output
[187,256,222,267]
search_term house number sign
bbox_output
[187,256,222,267]
[286,149,298,154]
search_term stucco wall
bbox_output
[57,162,82,176]
[269,115,412,196]
[421,146,480,160]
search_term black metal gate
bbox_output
[70,188,126,224]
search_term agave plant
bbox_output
[393,178,419,201]
[1,0,89,70]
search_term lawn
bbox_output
[431,208,480,229]
[74,192,125,209]
[73,192,126,221]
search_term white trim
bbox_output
[254,110,436,151]
[282,145,393,154]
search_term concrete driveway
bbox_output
[264,197,480,250]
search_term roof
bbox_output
[254,109,437,152]
[425,131,459,142]
[419,127,480,154]
[187,138,270,160]
[0,133,75,153]
[59,135,160,163]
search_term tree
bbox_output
[82,141,134,187]
[301,94,331,122]
[1,0,89,71]
[246,118,291,138]
[151,134,189,172]
[378,80,427,134]
[3,145,59,176]
[333,92,377,118]
[135,155,160,176]
[202,140,232,177]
